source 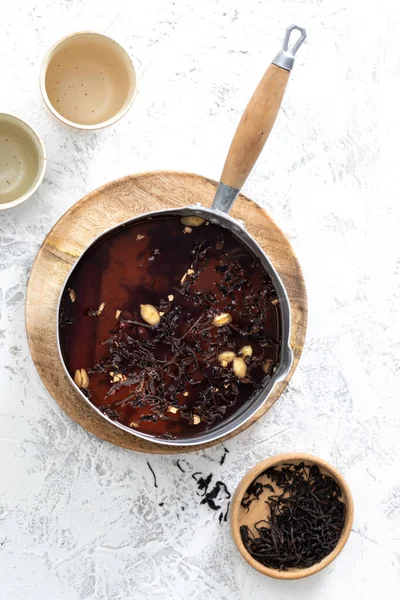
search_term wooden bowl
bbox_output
[40,32,137,130]
[230,453,354,580]
[25,172,307,454]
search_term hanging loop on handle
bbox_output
[272,24,307,72]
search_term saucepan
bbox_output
[57,25,306,446]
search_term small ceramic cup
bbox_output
[231,453,354,580]
[0,113,46,210]
[40,31,137,130]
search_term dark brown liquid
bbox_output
[59,216,281,438]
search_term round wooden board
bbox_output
[26,171,307,454]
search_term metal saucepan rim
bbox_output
[56,205,293,446]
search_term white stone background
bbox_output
[1,0,400,598]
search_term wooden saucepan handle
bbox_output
[212,25,306,212]
[220,64,290,191]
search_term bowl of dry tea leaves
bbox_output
[230,453,354,579]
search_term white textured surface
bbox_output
[1,1,400,598]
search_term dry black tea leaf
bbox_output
[147,461,158,488]
[240,463,346,570]
[192,471,231,523]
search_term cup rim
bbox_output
[230,452,354,580]
[39,31,138,130]
[0,112,46,210]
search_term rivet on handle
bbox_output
[272,24,307,72]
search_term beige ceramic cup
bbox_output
[0,113,46,210]
[40,32,137,130]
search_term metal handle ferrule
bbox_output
[272,24,307,71]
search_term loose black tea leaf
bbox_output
[192,471,231,523]
[223,501,230,522]
[147,461,158,488]
[241,479,274,511]
[240,463,346,570]
[172,457,231,524]
[220,446,229,465]
[59,216,281,438]
[193,472,213,493]
[175,459,186,473]
[200,480,231,511]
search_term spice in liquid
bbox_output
[59,216,281,438]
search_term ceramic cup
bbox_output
[0,113,46,210]
[40,32,137,130]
